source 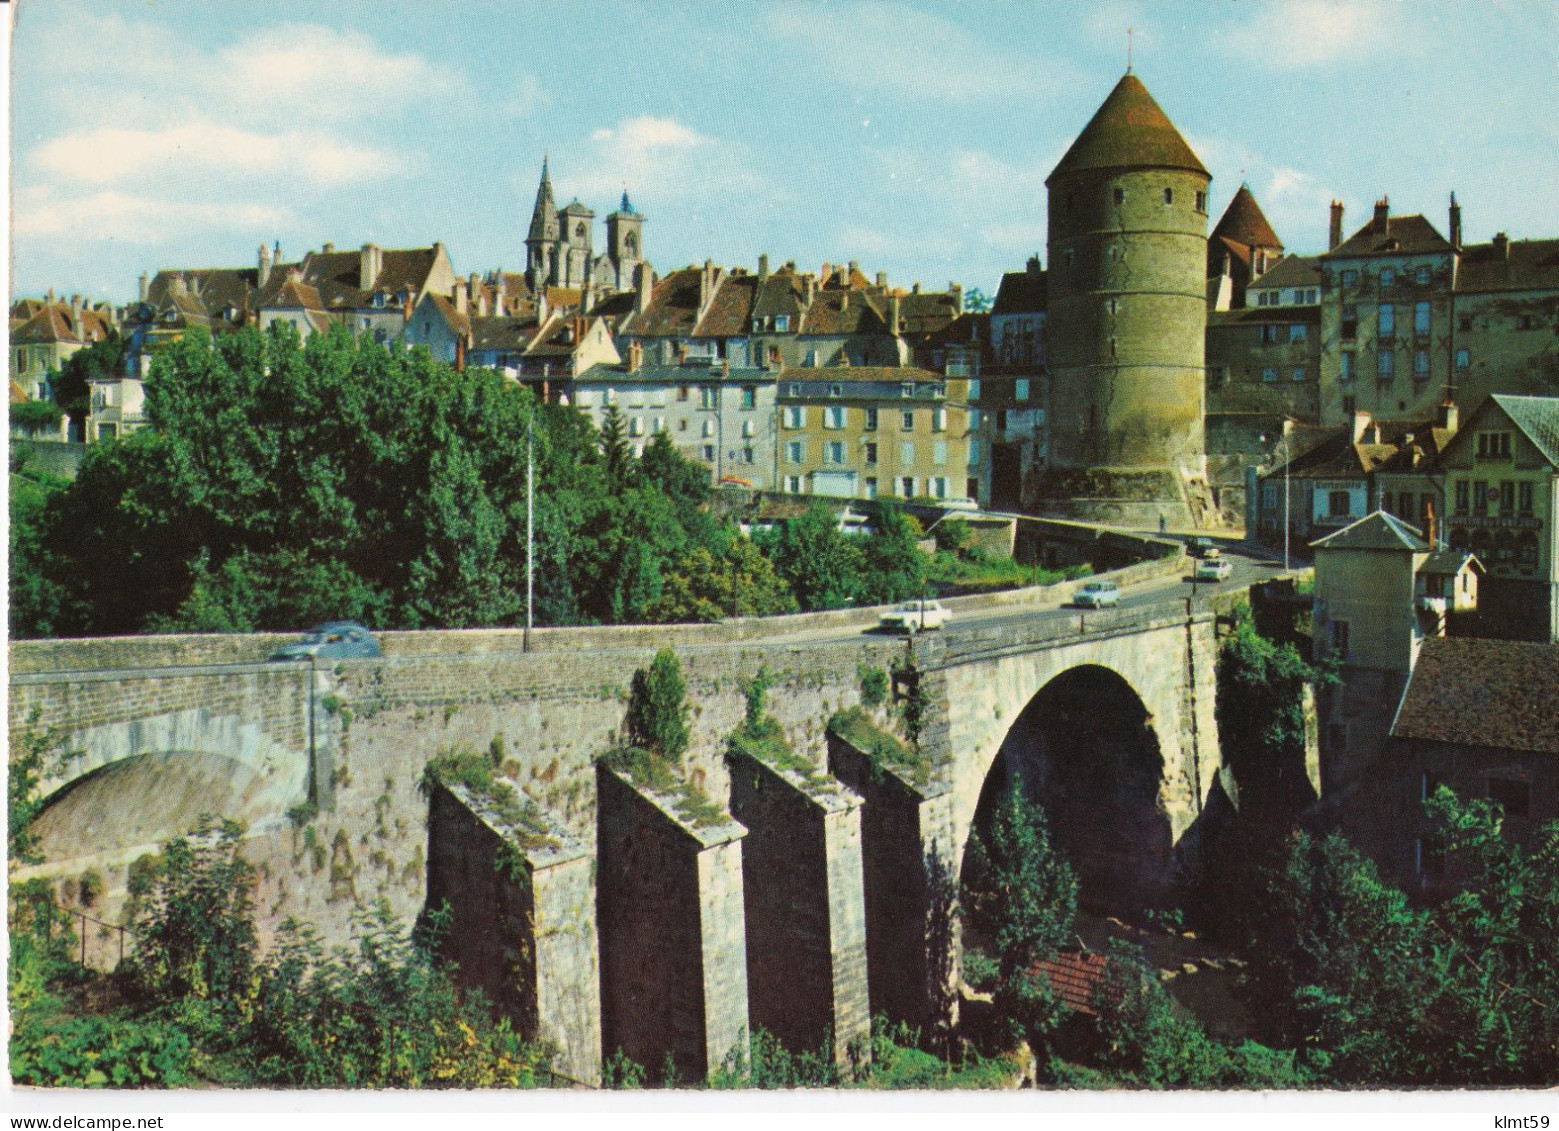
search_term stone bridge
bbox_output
[10,571,1225,1085]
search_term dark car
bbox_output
[269,622,382,662]
[1185,536,1214,559]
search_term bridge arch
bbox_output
[960,663,1172,916]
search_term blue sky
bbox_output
[12,0,1559,304]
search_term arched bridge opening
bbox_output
[962,664,1172,918]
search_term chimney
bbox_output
[1493,231,1509,260]
[361,244,383,290]
[802,274,817,307]
[912,282,921,295]
[258,243,272,288]
[628,339,643,373]
[1424,498,1438,551]
[758,253,769,282]
[1448,193,1462,252]
[1351,409,1373,444]
[453,282,467,316]
[47,287,55,303]
[889,294,902,334]
[138,273,148,302]
[950,283,963,312]
[476,286,490,318]
[1438,400,1460,433]
[1372,197,1390,236]
[634,262,653,316]
[274,241,283,266]
[538,287,550,324]
[847,260,859,282]
[876,271,887,288]
[1026,254,1041,276]
[699,259,714,315]
[493,280,506,319]
[1329,200,1345,250]
[323,242,335,254]
[820,262,832,286]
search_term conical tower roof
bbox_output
[1212,184,1282,250]
[1047,73,1208,184]
[527,158,558,242]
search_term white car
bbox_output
[1194,558,1233,582]
[940,497,980,512]
[879,599,952,633]
[1073,580,1121,608]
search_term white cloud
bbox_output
[568,116,764,203]
[34,123,404,188]
[1221,0,1410,69]
[14,187,292,244]
[764,1,1083,102]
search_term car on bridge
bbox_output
[879,599,951,633]
[1194,557,1233,582]
[269,622,382,662]
[1072,580,1121,608]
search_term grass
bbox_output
[727,718,825,787]
[926,550,1091,596]
[598,746,730,831]
[828,706,934,789]
[419,749,561,852]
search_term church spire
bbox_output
[527,157,558,243]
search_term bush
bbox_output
[857,664,888,708]
[626,648,690,761]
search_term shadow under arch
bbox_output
[964,663,1173,918]
[27,750,280,870]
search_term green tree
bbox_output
[54,331,130,432]
[858,501,927,604]
[650,538,798,623]
[598,404,635,490]
[761,503,864,611]
[627,648,691,761]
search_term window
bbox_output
[774,315,790,332]
[900,382,914,398]
[997,409,1008,431]
[901,410,915,431]
[1261,324,1282,345]
[1487,777,1530,818]
[677,384,689,402]
[741,419,754,438]
[784,406,804,429]
[1262,367,1278,383]
[829,383,842,398]
[701,445,715,462]
[1015,378,1030,401]
[1499,481,1515,514]
[825,441,846,464]
[1416,265,1431,285]
[1455,480,1470,513]
[1519,482,1533,514]
[1517,314,1534,331]
[1477,432,1512,459]
[786,441,804,464]
[787,382,800,397]
[1377,351,1394,380]
[1414,301,1431,336]
[602,388,615,405]
[1342,269,1358,288]
[743,447,754,464]
[1113,187,1125,205]
[968,378,981,402]
[864,407,879,431]
[1329,490,1352,517]
[1474,481,1489,515]
[825,405,846,429]
[1289,324,1308,343]
[968,440,980,467]
[1163,188,1173,205]
[1341,351,1355,381]
[629,416,643,436]
[1293,367,1307,382]
[1411,349,1429,380]
[1380,267,1396,287]
[933,441,948,465]
[865,477,878,500]
[1378,304,1395,337]
[864,442,878,464]
[1341,304,1358,340]
[932,407,947,432]
[1456,348,1470,372]
[1264,485,1278,509]
[1195,190,1207,211]
[678,419,688,431]
[786,475,801,493]
[901,442,915,466]
[900,477,915,497]
[932,476,949,499]
[1331,620,1350,658]
[742,386,756,410]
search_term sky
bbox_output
[10,0,1559,305]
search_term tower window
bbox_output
[1195,191,1207,212]
[1163,188,1173,205]
[1113,188,1125,206]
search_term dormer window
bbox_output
[1380,267,1396,287]
[774,315,790,332]
[829,383,842,397]
[901,382,914,398]
[752,318,762,332]
[1415,266,1431,285]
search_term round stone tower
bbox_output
[1044,73,1212,525]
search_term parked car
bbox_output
[269,622,382,662]
[1185,536,1214,558]
[940,497,980,512]
[1072,580,1121,608]
[879,599,952,633]
[1194,558,1233,582]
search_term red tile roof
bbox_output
[1213,185,1282,251]
[1048,73,1208,182]
[1032,950,1112,1015]
[693,274,757,338]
